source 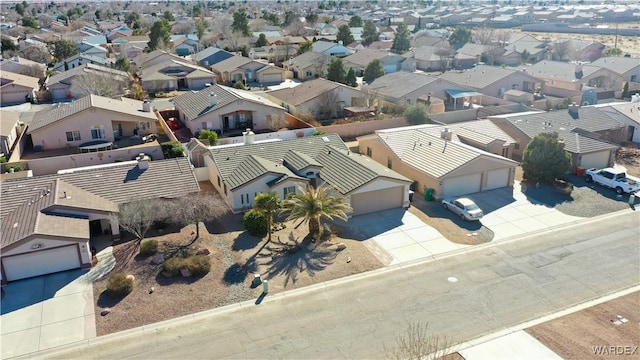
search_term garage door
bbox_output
[2,245,81,282]
[350,186,404,216]
[259,72,283,84]
[580,151,611,170]
[485,168,509,190]
[441,173,481,198]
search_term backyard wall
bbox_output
[318,118,411,139]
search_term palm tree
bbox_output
[281,184,352,238]
[254,192,281,242]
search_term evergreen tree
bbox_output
[148,19,171,50]
[337,25,354,46]
[232,9,251,36]
[297,41,313,55]
[522,132,571,183]
[449,27,472,49]
[363,59,385,83]
[345,68,357,87]
[404,103,430,125]
[255,33,268,47]
[163,10,174,21]
[348,15,362,28]
[326,57,346,83]
[391,23,411,53]
[362,20,379,46]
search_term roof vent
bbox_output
[440,127,452,141]
[210,92,217,107]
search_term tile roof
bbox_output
[438,65,540,90]
[343,48,390,67]
[590,57,640,75]
[173,84,284,121]
[0,70,40,89]
[28,94,157,133]
[375,129,517,178]
[527,60,602,82]
[142,59,214,81]
[52,54,109,70]
[0,110,20,137]
[496,107,623,154]
[208,134,410,194]
[289,51,332,69]
[210,55,254,73]
[283,150,322,172]
[46,63,130,86]
[266,78,343,106]
[367,72,442,99]
[1,158,200,248]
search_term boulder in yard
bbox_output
[151,254,164,265]
[101,308,111,316]
[196,248,210,256]
[335,243,347,251]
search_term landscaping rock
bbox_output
[196,248,210,256]
[149,287,155,294]
[180,268,192,277]
[151,254,164,265]
[126,274,135,282]
[336,243,347,251]
[101,308,110,316]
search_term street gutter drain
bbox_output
[448,276,459,283]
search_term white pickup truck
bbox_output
[584,167,640,195]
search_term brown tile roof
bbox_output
[0,70,39,89]
[265,78,342,106]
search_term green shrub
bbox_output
[114,157,125,162]
[163,256,211,277]
[139,239,158,257]
[5,164,22,172]
[242,209,268,236]
[161,141,184,158]
[0,156,7,163]
[233,81,246,90]
[106,272,134,298]
[187,255,211,277]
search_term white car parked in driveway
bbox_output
[442,197,484,221]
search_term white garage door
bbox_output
[350,186,404,216]
[2,245,81,282]
[259,72,283,84]
[441,173,482,198]
[580,151,611,170]
[485,168,510,190]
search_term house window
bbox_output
[514,143,520,150]
[139,122,151,130]
[283,186,295,198]
[91,126,105,139]
[66,130,81,142]
[306,71,312,77]
[387,157,392,169]
[366,147,372,157]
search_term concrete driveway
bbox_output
[1,247,115,359]
[345,181,585,266]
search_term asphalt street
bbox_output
[38,211,640,360]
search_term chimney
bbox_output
[142,99,151,112]
[440,127,452,141]
[209,92,217,107]
[568,103,580,118]
[574,62,583,79]
[137,153,149,169]
[243,128,255,144]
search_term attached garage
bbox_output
[2,244,82,282]
[350,186,404,216]
[0,86,33,105]
[579,151,612,170]
[485,168,510,190]
[258,71,284,84]
[441,173,482,198]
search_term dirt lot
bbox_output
[93,183,384,336]
[616,145,640,177]
[526,291,640,359]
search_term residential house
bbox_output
[489,105,627,170]
[193,47,235,68]
[250,44,298,66]
[51,54,109,73]
[0,157,200,284]
[456,43,505,67]
[112,35,150,61]
[0,56,47,79]
[0,70,38,105]
[312,41,354,57]
[367,41,394,51]
[284,51,333,81]
[438,65,544,98]
[594,101,640,143]
[26,95,158,151]
[412,35,450,49]
[358,125,518,199]
[196,133,411,215]
[527,60,623,98]
[551,39,605,62]
[265,78,367,119]
[172,84,286,135]
[141,58,215,93]
[590,57,640,84]
[1,110,21,158]
[44,63,131,102]
[364,71,472,109]
[76,40,108,59]
[210,56,285,86]
[343,49,397,75]
[407,46,452,72]
[106,27,133,42]
[173,37,201,57]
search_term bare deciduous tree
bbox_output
[311,55,330,78]
[552,40,571,61]
[286,19,308,36]
[213,16,233,39]
[170,193,228,242]
[383,322,457,360]
[70,71,130,99]
[265,113,288,131]
[473,27,495,45]
[435,47,450,72]
[171,21,193,35]
[314,90,340,120]
[115,199,168,241]
[18,46,52,64]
